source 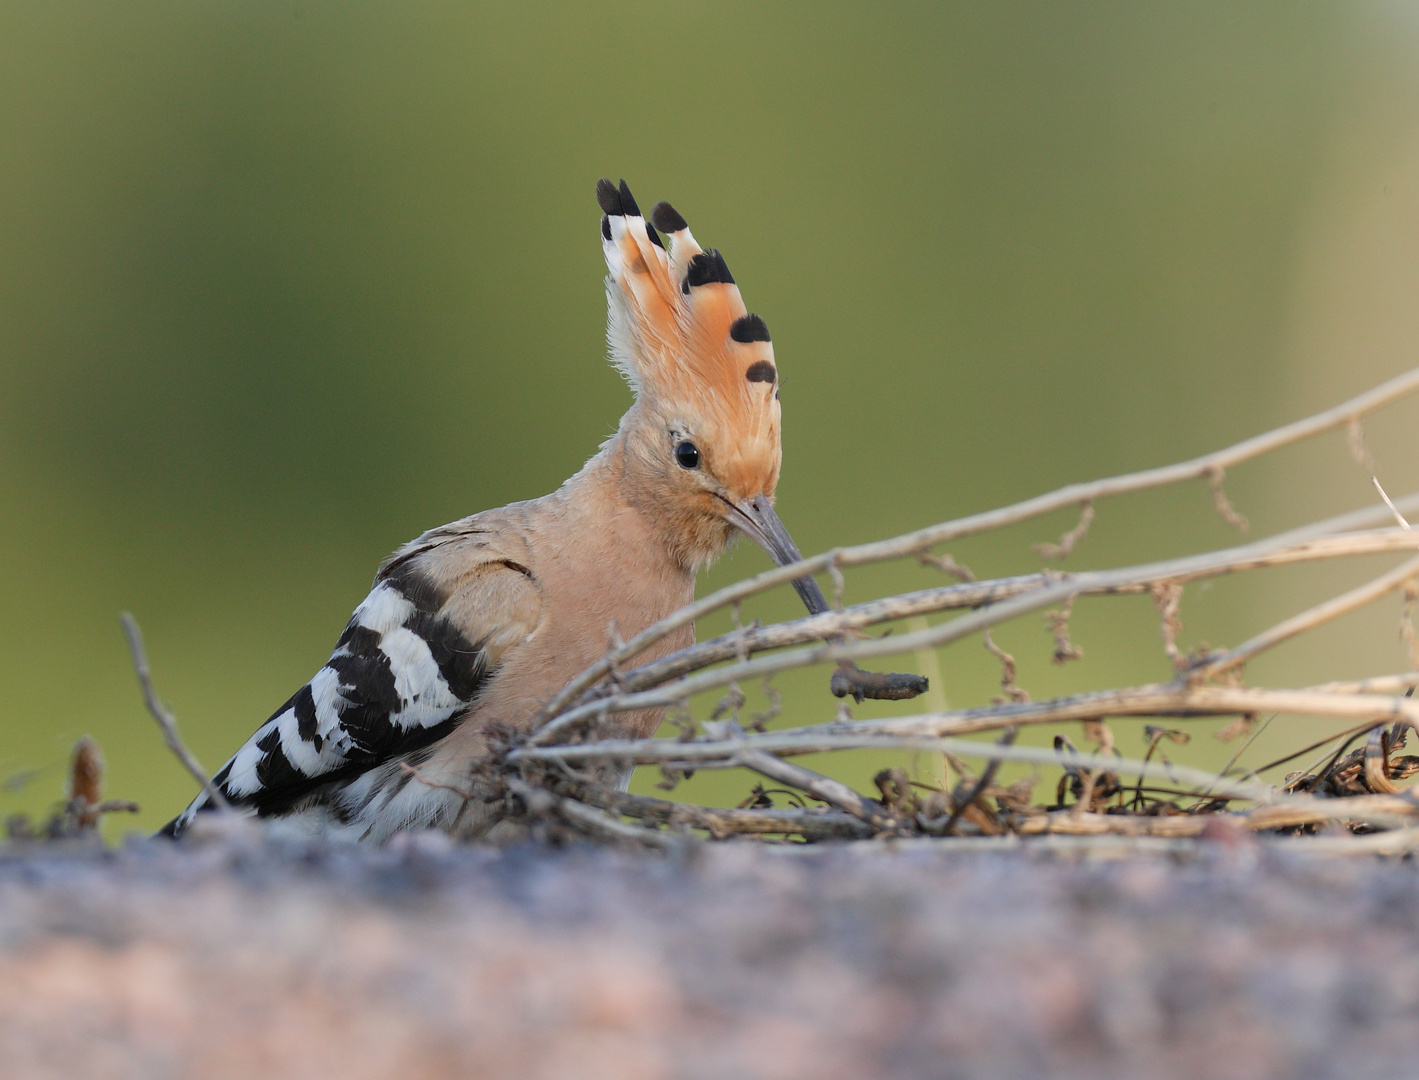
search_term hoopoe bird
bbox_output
[163,179,835,842]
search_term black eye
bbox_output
[674,441,700,469]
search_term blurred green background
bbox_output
[5,2,1419,836]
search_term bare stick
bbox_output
[1016,792,1419,836]
[505,777,677,850]
[534,368,1419,723]
[734,748,897,829]
[1187,553,1419,680]
[1305,672,1419,695]
[942,727,1016,835]
[761,827,1419,857]
[522,730,1265,802]
[1374,476,1412,530]
[597,789,873,840]
[515,684,1419,793]
[1267,489,1419,545]
[120,612,231,812]
[1403,582,1419,670]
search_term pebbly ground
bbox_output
[2,824,1418,1080]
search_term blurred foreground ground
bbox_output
[2,829,1418,1079]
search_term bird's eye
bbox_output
[674,441,700,469]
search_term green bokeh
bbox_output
[4,2,1419,835]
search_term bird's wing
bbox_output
[164,526,541,833]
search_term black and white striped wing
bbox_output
[163,553,540,835]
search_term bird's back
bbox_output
[163,467,695,841]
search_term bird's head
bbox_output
[598,179,826,612]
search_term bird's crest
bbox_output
[599,179,780,495]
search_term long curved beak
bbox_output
[724,495,830,616]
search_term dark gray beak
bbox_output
[725,495,830,616]
[727,494,931,703]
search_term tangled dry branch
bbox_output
[505,366,1419,854]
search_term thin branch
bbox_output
[942,727,1016,835]
[1187,553,1419,680]
[514,685,1419,792]
[918,551,975,580]
[1248,719,1389,779]
[1016,792,1419,836]
[1305,672,1419,695]
[505,777,678,851]
[1152,582,1185,669]
[1208,466,1249,531]
[120,612,230,812]
[1403,582,1419,671]
[1034,502,1095,560]
[982,632,1028,702]
[734,747,900,830]
[763,827,1419,858]
[1374,476,1411,530]
[597,789,873,840]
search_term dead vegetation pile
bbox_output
[489,367,1419,855]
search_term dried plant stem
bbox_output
[1374,476,1412,529]
[1305,672,1419,695]
[597,790,873,840]
[515,684,1419,805]
[1016,792,1419,836]
[734,748,898,829]
[535,367,1419,725]
[120,612,230,812]
[1034,502,1095,560]
[517,729,1266,804]
[1188,553,1419,680]
[534,530,1419,743]
[942,728,1016,835]
[534,760,1419,846]
[760,829,1419,857]
[505,777,677,851]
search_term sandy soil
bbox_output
[2,824,1417,1079]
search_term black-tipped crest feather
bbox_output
[651,201,688,233]
[616,179,640,218]
[596,178,623,216]
[730,313,771,343]
[685,249,735,288]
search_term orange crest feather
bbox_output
[598,179,780,496]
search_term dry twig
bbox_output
[120,612,230,812]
